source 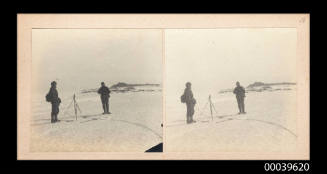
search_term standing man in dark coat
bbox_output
[233,81,246,114]
[182,82,196,124]
[46,81,61,123]
[98,82,111,114]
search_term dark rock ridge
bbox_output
[219,81,296,94]
[247,82,296,88]
[110,82,160,89]
[81,82,161,94]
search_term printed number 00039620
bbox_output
[264,163,310,172]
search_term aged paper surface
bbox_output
[17,14,309,160]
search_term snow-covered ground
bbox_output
[31,84,298,154]
[31,90,163,152]
[165,86,298,153]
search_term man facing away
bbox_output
[46,81,61,123]
[98,82,111,114]
[233,81,246,114]
[182,82,196,124]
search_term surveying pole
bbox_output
[73,94,77,120]
[209,95,213,121]
[73,94,82,121]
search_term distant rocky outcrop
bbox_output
[246,82,266,88]
[81,82,161,94]
[219,81,296,94]
[110,82,159,88]
[110,82,130,89]
[110,82,135,93]
[247,82,296,88]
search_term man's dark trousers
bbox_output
[186,103,195,123]
[51,103,59,122]
[236,96,245,113]
[101,96,109,113]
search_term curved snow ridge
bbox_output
[210,116,297,138]
[30,117,162,152]
[111,119,163,139]
[235,118,297,138]
[31,116,162,141]
[166,117,297,152]
[166,116,297,138]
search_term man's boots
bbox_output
[54,114,60,122]
[51,114,55,123]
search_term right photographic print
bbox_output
[164,28,307,158]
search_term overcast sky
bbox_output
[32,28,297,100]
[32,29,163,95]
[165,28,297,99]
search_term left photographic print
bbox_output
[30,29,163,152]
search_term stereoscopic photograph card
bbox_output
[17,14,309,160]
